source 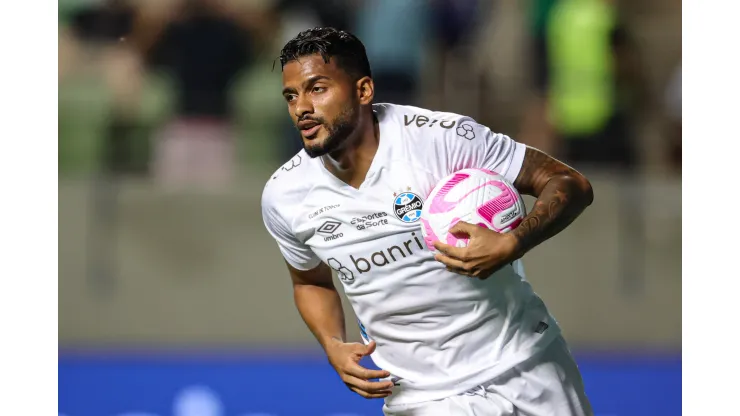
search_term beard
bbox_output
[302,104,358,158]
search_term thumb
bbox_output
[449,220,479,236]
[362,340,377,356]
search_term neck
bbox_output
[322,110,379,187]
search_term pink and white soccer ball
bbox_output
[420,168,526,250]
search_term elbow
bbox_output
[577,176,594,207]
[557,174,594,207]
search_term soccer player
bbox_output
[261,27,595,416]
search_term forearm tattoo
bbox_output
[511,147,593,255]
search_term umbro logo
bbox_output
[317,220,344,242]
[317,220,341,234]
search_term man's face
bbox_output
[282,54,360,158]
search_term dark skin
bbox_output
[279,53,594,399]
[281,54,378,189]
[433,148,594,278]
[287,261,392,399]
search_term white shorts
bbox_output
[382,336,593,416]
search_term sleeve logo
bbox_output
[456,123,476,140]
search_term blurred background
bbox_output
[58,0,681,415]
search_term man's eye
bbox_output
[313,87,326,93]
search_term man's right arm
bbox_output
[262,188,345,348]
[287,262,394,399]
[262,188,392,398]
[287,262,347,350]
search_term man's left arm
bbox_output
[509,146,594,258]
[433,145,593,278]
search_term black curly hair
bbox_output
[278,27,372,80]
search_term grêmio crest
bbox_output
[393,190,423,223]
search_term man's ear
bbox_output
[357,76,374,105]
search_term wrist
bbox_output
[322,335,345,350]
[507,229,528,260]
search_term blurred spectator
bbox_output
[528,0,557,95]
[432,0,486,52]
[525,0,646,171]
[426,0,494,118]
[518,0,558,154]
[61,0,146,290]
[132,0,273,190]
[529,0,649,291]
[69,0,135,44]
[354,0,432,106]
[664,62,681,172]
[276,0,351,39]
[64,0,145,175]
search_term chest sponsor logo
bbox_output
[327,258,354,283]
[351,212,389,230]
[349,231,426,274]
[317,220,343,241]
[308,204,340,219]
[393,192,423,223]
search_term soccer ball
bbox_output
[420,168,526,250]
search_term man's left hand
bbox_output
[432,221,521,279]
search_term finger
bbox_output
[362,340,377,356]
[343,361,391,380]
[343,374,395,393]
[448,220,479,236]
[348,340,372,356]
[434,252,467,270]
[434,252,478,277]
[443,264,474,277]
[447,267,475,277]
[349,385,393,399]
[432,240,467,260]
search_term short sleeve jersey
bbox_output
[261,103,561,405]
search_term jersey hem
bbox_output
[280,252,321,271]
[382,329,560,406]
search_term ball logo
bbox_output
[393,192,424,223]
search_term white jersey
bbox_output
[261,103,561,405]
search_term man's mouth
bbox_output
[299,121,322,138]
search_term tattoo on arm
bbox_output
[511,147,594,255]
[513,146,578,196]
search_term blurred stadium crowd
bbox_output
[59,0,681,188]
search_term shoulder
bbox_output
[261,150,317,218]
[375,103,480,142]
[375,103,472,129]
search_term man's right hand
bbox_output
[326,339,394,399]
